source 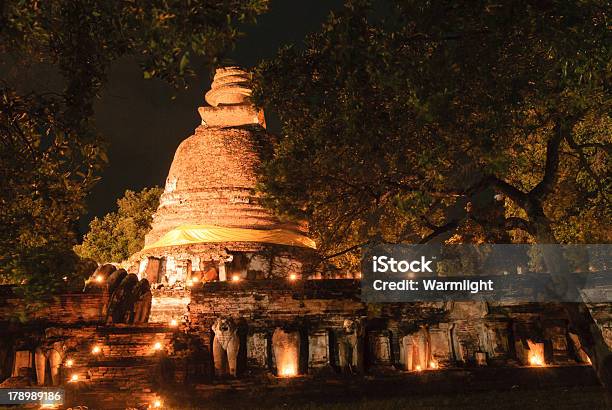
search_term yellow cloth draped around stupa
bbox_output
[142,224,316,250]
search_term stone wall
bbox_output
[0,286,181,409]
[187,280,582,375]
[0,286,107,324]
[0,281,597,408]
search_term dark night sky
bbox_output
[85,1,342,231]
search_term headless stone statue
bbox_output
[212,317,240,377]
[338,319,364,373]
[107,273,139,324]
[84,264,117,292]
[107,268,127,295]
[130,279,152,324]
[34,342,63,386]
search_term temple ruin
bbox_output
[0,67,608,409]
[134,66,314,287]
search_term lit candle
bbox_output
[288,274,297,281]
[415,364,422,372]
[91,345,101,354]
[153,342,163,351]
[95,275,104,283]
[231,275,241,282]
[65,359,74,368]
[152,399,162,408]
[169,319,178,327]
[70,374,79,382]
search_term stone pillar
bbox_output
[429,324,452,367]
[400,327,431,371]
[12,350,32,377]
[48,346,62,386]
[272,328,300,377]
[219,261,227,282]
[368,331,392,366]
[247,333,268,368]
[34,347,46,385]
[308,330,330,370]
[569,332,591,363]
[142,257,162,284]
[481,321,511,363]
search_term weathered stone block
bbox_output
[308,330,329,369]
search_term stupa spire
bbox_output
[198,66,265,128]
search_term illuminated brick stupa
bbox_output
[134,67,315,286]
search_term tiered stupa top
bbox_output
[142,67,314,252]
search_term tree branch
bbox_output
[322,241,370,260]
[504,217,535,235]
[530,122,564,201]
[418,220,459,244]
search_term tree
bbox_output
[76,187,163,263]
[254,1,610,386]
[0,1,268,297]
[0,89,101,294]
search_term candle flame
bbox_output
[527,340,545,366]
[278,363,297,377]
[528,353,544,366]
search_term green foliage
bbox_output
[76,187,163,263]
[0,0,268,297]
[254,0,610,267]
[0,89,102,296]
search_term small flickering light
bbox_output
[169,319,178,327]
[65,358,74,368]
[429,361,438,369]
[231,274,241,282]
[152,399,162,408]
[153,342,163,351]
[95,275,104,283]
[288,273,297,281]
[192,276,199,283]
[69,374,79,382]
[415,364,422,372]
[91,345,101,354]
[356,273,362,279]
[62,276,68,281]
[186,279,193,287]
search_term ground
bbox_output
[160,366,608,410]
